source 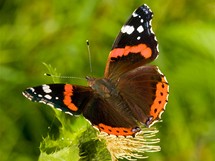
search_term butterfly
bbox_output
[23,4,169,137]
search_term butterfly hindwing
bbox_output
[82,96,140,136]
[117,65,169,126]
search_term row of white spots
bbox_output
[135,6,159,51]
[121,9,145,40]
[121,24,144,35]
[42,84,57,100]
[27,85,59,101]
[36,100,74,116]
[135,13,144,40]
[132,5,158,44]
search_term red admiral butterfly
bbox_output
[23,4,169,137]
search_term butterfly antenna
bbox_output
[86,40,93,75]
[44,73,85,80]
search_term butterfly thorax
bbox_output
[86,76,118,99]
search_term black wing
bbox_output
[22,84,92,115]
[105,4,158,80]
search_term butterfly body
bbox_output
[23,4,169,137]
[86,77,117,98]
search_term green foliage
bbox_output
[0,0,214,161]
[38,113,110,161]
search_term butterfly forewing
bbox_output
[105,4,158,80]
[23,84,93,115]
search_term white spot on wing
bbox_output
[56,108,62,112]
[137,36,141,40]
[44,94,52,100]
[132,11,138,17]
[121,25,135,35]
[149,19,152,27]
[65,111,73,116]
[38,94,43,97]
[156,44,159,53]
[42,84,52,93]
[156,67,163,75]
[30,88,35,92]
[47,103,54,107]
[137,25,144,33]
[39,100,46,104]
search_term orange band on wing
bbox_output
[96,123,140,136]
[150,76,169,119]
[109,44,152,60]
[63,84,78,111]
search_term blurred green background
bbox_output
[0,0,214,161]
